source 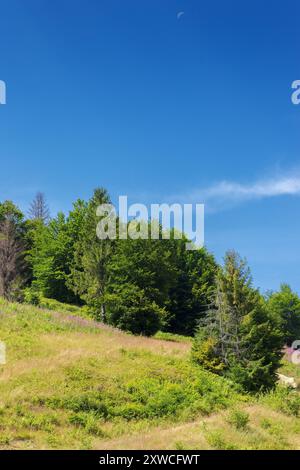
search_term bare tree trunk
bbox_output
[0,219,24,299]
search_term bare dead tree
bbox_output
[28,192,50,223]
[200,275,247,366]
[0,219,25,299]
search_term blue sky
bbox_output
[0,0,300,293]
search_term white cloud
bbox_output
[188,175,300,212]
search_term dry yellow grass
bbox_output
[98,405,300,450]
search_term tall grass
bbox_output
[0,298,299,449]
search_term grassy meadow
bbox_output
[0,298,300,450]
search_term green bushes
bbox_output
[227,409,249,430]
[106,287,165,336]
[205,430,238,450]
[35,359,241,427]
[46,394,109,418]
[69,412,106,437]
[39,297,90,317]
[266,284,300,346]
[191,333,225,374]
[261,386,300,417]
[23,287,41,306]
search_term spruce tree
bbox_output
[192,251,283,392]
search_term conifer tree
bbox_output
[192,251,283,392]
[28,192,50,224]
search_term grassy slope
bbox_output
[0,299,299,450]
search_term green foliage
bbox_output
[23,287,41,306]
[68,188,113,320]
[28,201,87,303]
[261,386,300,417]
[105,285,165,335]
[205,429,238,450]
[0,184,295,403]
[0,200,24,227]
[39,297,90,317]
[68,412,105,436]
[227,409,249,429]
[166,240,217,335]
[192,332,225,374]
[0,299,299,450]
[193,251,283,392]
[267,284,300,346]
[226,304,283,392]
[154,331,191,343]
[44,366,240,422]
[105,235,176,334]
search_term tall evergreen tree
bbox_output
[192,251,283,392]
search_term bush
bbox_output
[106,286,165,336]
[227,409,249,429]
[205,430,238,450]
[191,331,225,374]
[261,386,300,417]
[23,288,41,306]
[69,412,105,436]
[46,394,109,418]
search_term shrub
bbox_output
[191,332,225,374]
[261,386,300,417]
[23,288,41,306]
[46,394,109,418]
[106,286,164,336]
[227,409,249,430]
[69,412,105,437]
[205,430,238,450]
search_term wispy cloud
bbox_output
[188,174,300,212]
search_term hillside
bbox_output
[0,299,299,450]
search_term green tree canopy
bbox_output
[267,284,300,346]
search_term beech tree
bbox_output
[166,237,217,335]
[69,188,114,320]
[105,233,176,334]
[28,200,87,303]
[267,284,300,346]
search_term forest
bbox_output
[1,188,300,394]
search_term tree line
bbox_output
[1,188,300,392]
